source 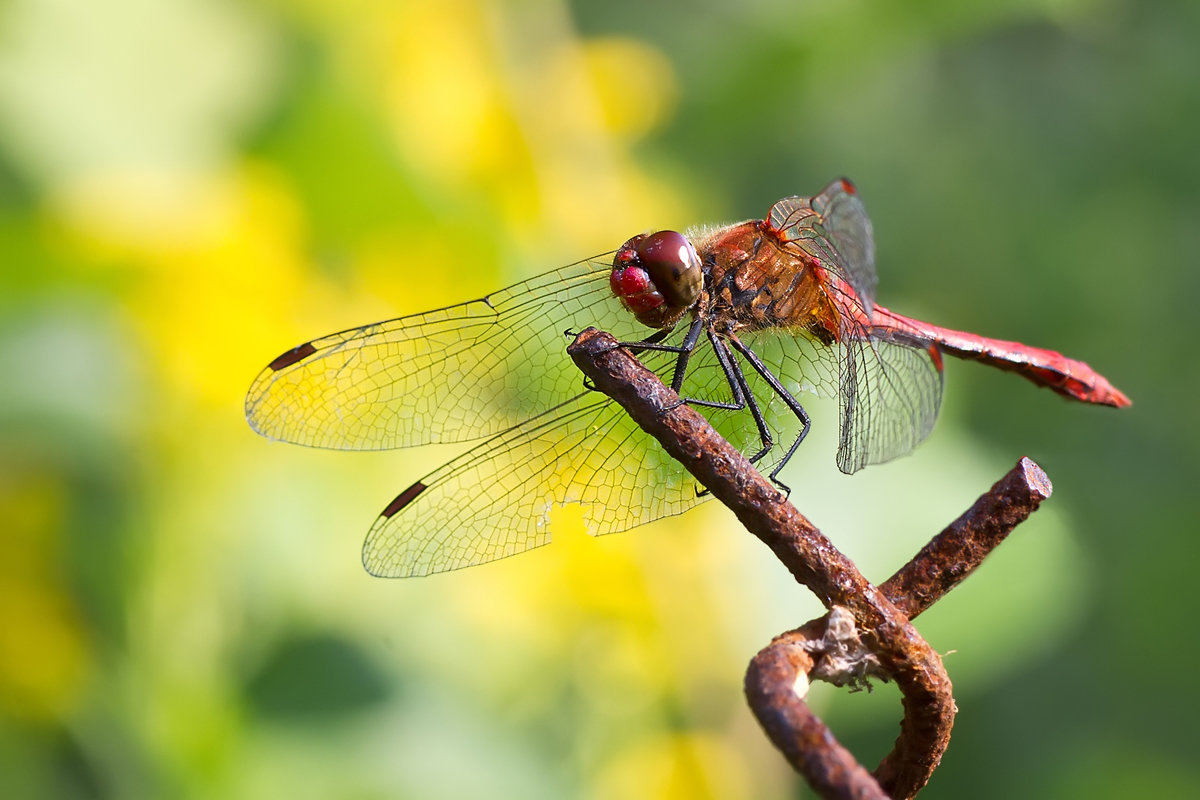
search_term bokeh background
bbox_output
[1,0,1195,797]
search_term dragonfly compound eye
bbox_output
[637,230,703,308]
[610,230,703,329]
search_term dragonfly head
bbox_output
[609,230,703,329]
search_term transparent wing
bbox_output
[360,323,819,577]
[836,334,944,474]
[362,392,713,577]
[245,256,655,450]
[765,177,877,315]
[729,325,944,475]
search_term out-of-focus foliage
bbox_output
[0,0,1193,797]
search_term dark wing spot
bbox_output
[268,341,317,371]
[381,482,427,518]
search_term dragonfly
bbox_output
[246,178,1130,577]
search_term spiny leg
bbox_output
[706,331,774,463]
[609,316,704,392]
[580,321,792,497]
[689,331,778,498]
[726,335,811,490]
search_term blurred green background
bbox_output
[0,0,1194,797]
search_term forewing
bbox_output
[245,257,649,450]
[765,177,877,315]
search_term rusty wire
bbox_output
[567,327,1053,800]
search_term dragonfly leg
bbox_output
[632,316,770,416]
[617,319,777,454]
[726,335,811,490]
[615,318,746,412]
[612,317,704,390]
[692,332,778,498]
[668,316,705,393]
[707,332,774,461]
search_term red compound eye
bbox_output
[610,230,702,329]
[634,230,703,309]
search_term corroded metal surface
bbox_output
[568,328,953,798]
[568,327,1054,800]
[881,458,1052,620]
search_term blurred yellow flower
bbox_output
[50,165,318,410]
[591,730,757,800]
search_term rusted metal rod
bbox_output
[568,328,953,797]
[750,458,1052,797]
[567,328,1053,799]
[745,631,891,799]
[881,457,1052,620]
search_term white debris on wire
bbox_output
[805,606,887,693]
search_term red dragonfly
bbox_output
[246,179,1129,577]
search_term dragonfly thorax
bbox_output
[610,230,703,329]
